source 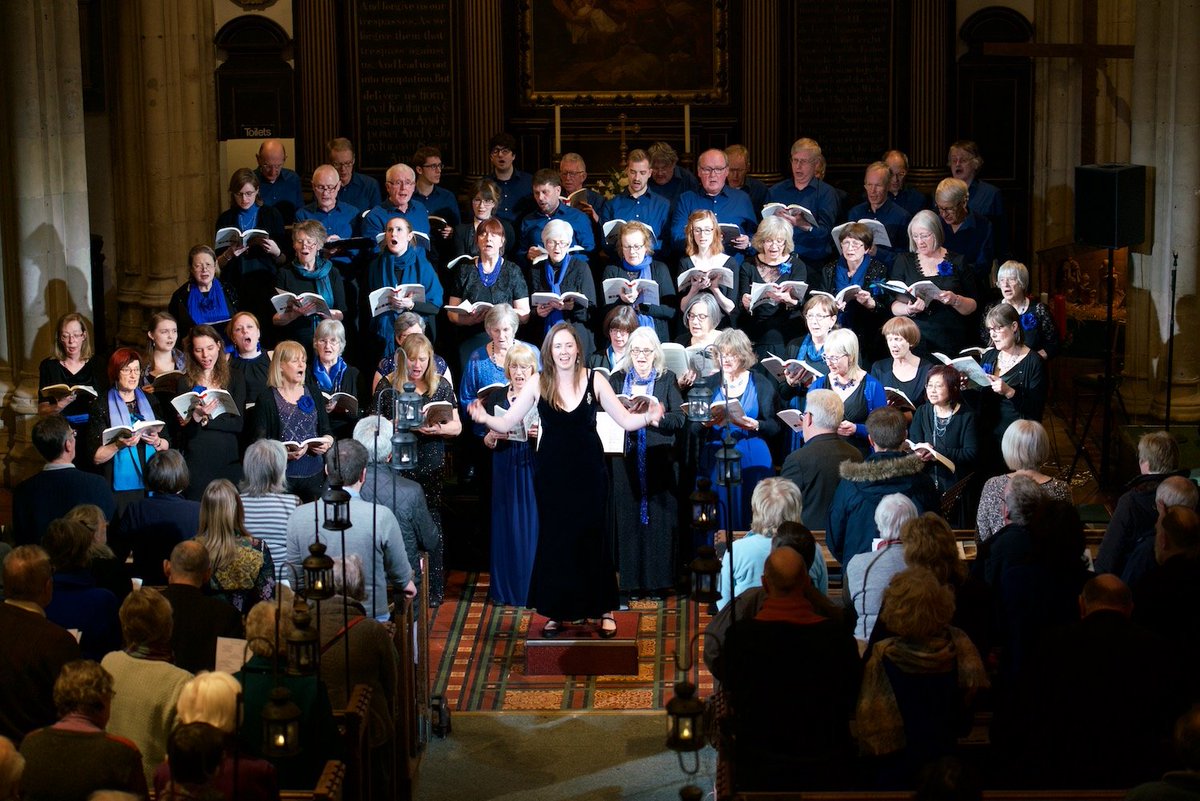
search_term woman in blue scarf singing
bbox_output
[607,327,686,602]
[87,347,170,513]
[272,220,344,355]
[167,245,239,341]
[364,215,443,365]
[311,318,360,440]
[599,221,676,344]
[530,218,597,359]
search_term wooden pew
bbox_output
[332,684,372,801]
[279,759,346,801]
[734,792,1127,801]
[391,551,431,800]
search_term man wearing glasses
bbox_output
[412,145,461,236]
[296,164,365,332]
[667,148,757,262]
[487,132,533,225]
[326,137,381,214]
[360,163,432,252]
[253,139,305,225]
[766,137,840,265]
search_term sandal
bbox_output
[598,614,618,639]
[541,620,561,639]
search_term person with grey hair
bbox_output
[765,137,840,263]
[239,438,300,569]
[1119,476,1200,588]
[352,415,440,594]
[1097,430,1186,577]
[716,477,805,610]
[781,389,864,530]
[934,177,994,281]
[310,317,360,440]
[676,290,723,387]
[286,439,416,619]
[976,473,1045,589]
[459,303,541,424]
[976,420,1072,542]
[736,213,805,358]
[371,309,452,395]
[843,494,918,641]
[982,260,1058,360]
[530,218,597,354]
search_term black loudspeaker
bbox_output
[1075,164,1146,248]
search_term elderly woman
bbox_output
[215,168,287,337]
[935,178,995,281]
[196,479,274,612]
[600,221,677,343]
[273,219,345,351]
[809,328,887,455]
[589,305,640,373]
[235,600,340,790]
[172,324,247,500]
[716,477,805,610]
[371,311,452,394]
[908,364,978,493]
[63,503,130,602]
[776,294,838,447]
[857,567,988,788]
[889,210,978,358]
[530,218,597,355]
[675,292,722,389]
[842,494,918,641]
[154,672,277,801]
[477,345,541,606]
[737,214,806,357]
[450,177,516,260]
[459,303,541,422]
[976,420,1072,542]
[239,439,299,570]
[608,327,687,600]
[447,217,530,368]
[87,347,170,511]
[252,340,334,502]
[311,318,360,440]
[117,450,199,585]
[43,518,122,660]
[168,245,240,340]
[19,660,148,800]
[365,214,443,360]
[822,222,889,361]
[141,312,186,390]
[38,313,104,449]
[984,260,1059,360]
[978,303,1047,447]
[870,316,934,415]
[101,588,194,785]
[694,328,782,532]
[677,209,736,325]
[227,311,272,409]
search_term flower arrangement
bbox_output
[1020,311,1037,330]
[594,167,629,201]
[297,394,316,414]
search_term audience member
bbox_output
[0,735,22,801]
[62,503,131,603]
[239,438,301,571]
[42,517,121,660]
[1126,704,1200,801]
[844,494,918,641]
[116,449,200,585]
[780,389,864,530]
[974,473,1042,589]
[0,545,82,745]
[13,414,114,546]
[975,420,1071,542]
[160,540,244,673]
[1121,475,1200,588]
[1096,430,1184,576]
[717,479,805,610]
[1132,505,1200,695]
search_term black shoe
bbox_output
[598,614,618,639]
[541,620,561,639]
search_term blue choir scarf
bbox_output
[292,258,336,307]
[187,278,232,326]
[313,357,348,394]
[622,367,657,525]
[621,254,655,329]
[106,387,156,492]
[543,257,570,331]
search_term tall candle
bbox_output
[683,104,691,153]
[554,105,562,154]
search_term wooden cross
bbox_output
[606,113,640,168]
[983,1,1134,164]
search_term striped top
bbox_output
[240,491,299,570]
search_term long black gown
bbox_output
[527,371,619,621]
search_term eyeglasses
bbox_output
[692,227,714,235]
[545,239,571,248]
[936,204,958,213]
[823,353,849,363]
[386,179,415,187]
[630,347,654,357]
[331,159,354,169]
[561,170,586,178]
[791,157,816,166]
[313,184,339,192]
[805,313,831,321]
[697,166,727,175]
[912,231,936,241]
[118,365,141,376]
[60,331,86,341]
[621,243,646,251]
[235,190,257,198]
[491,147,513,155]
[472,196,495,205]
[420,162,443,170]
[686,312,710,322]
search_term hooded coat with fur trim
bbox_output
[826,451,940,564]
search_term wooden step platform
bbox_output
[524,612,639,676]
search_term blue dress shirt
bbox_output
[844,197,912,270]
[415,185,462,227]
[338,172,382,216]
[668,186,758,259]
[253,168,304,224]
[491,170,534,225]
[600,190,670,257]
[766,178,840,265]
[519,203,596,258]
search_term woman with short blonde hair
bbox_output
[253,341,333,502]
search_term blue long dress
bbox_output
[482,385,538,606]
[699,376,774,532]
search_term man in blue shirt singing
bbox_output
[254,139,305,225]
[767,138,840,265]
[668,148,757,262]
[600,148,669,259]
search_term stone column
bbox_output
[0,0,92,482]
[741,0,782,185]
[1124,0,1200,421]
[904,0,953,194]
[109,0,219,347]
[1030,1,1081,254]
[463,0,505,179]
[295,0,339,177]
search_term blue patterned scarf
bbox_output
[622,254,655,329]
[106,387,156,491]
[622,367,657,525]
[313,357,347,393]
[187,278,231,326]
[293,257,336,307]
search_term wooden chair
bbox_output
[332,684,372,801]
[279,759,346,801]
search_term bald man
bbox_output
[667,148,757,261]
[295,164,364,264]
[254,139,305,224]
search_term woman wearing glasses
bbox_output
[820,222,889,364]
[450,178,515,262]
[529,218,597,356]
[600,221,677,343]
[677,210,736,328]
[888,210,977,358]
[736,214,807,359]
[39,313,105,441]
[808,328,887,456]
[776,295,836,451]
[215,168,287,342]
[674,293,722,390]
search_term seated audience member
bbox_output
[717,479,805,610]
[1008,574,1182,789]
[42,518,121,661]
[287,439,417,620]
[1121,476,1200,588]
[18,660,147,800]
[0,735,22,801]
[62,503,131,603]
[102,588,193,786]
[116,449,200,585]
[160,541,244,674]
[844,494,918,642]
[1132,505,1200,686]
[974,473,1043,589]
[719,547,862,792]
[976,420,1071,542]
[1126,704,1200,801]
[0,546,82,745]
[1096,430,1185,576]
[239,438,301,571]
[236,600,341,789]
[13,413,115,546]
[319,555,399,776]
[827,407,939,565]
[781,391,868,533]
[353,416,440,588]
[857,568,988,789]
[196,479,275,613]
[154,672,277,801]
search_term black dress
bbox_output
[171,372,247,500]
[735,255,807,357]
[908,403,979,492]
[528,371,619,621]
[870,358,934,409]
[889,251,975,358]
[39,355,106,470]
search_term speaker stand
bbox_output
[1098,246,1118,485]
[1166,251,1178,429]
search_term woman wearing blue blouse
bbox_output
[809,328,886,457]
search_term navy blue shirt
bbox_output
[845,197,912,270]
[338,172,382,216]
[295,201,362,269]
[766,178,840,265]
[668,186,758,260]
[600,189,670,258]
[415,185,462,228]
[889,187,928,218]
[647,167,700,213]
[491,170,534,225]
[519,203,596,259]
[942,210,995,282]
[362,199,432,243]
[253,168,304,225]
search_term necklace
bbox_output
[831,374,857,391]
[933,408,952,439]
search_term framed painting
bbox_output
[519,0,729,104]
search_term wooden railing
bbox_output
[279,759,346,801]
[332,684,372,801]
